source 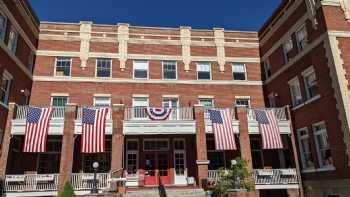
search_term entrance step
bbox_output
[125,188,205,197]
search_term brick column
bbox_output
[58,103,77,191]
[0,102,16,178]
[287,188,299,197]
[110,104,125,175]
[236,107,259,197]
[194,104,209,187]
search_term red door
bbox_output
[144,152,171,185]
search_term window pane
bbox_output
[55,57,71,76]
[8,29,18,53]
[94,97,111,107]
[236,98,250,107]
[52,96,68,107]
[96,58,111,77]
[198,71,211,80]
[199,99,213,108]
[163,61,177,79]
[0,14,6,40]
[197,63,211,80]
[0,76,11,105]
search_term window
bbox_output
[198,98,213,108]
[235,97,250,108]
[297,127,315,170]
[55,57,71,77]
[283,38,293,64]
[126,140,138,176]
[162,97,178,120]
[313,122,333,168]
[296,25,308,52]
[0,12,7,41]
[96,58,112,77]
[0,128,3,144]
[268,93,277,107]
[51,96,68,107]
[94,97,111,107]
[133,60,148,79]
[263,59,271,79]
[7,28,18,54]
[143,140,169,151]
[197,62,211,80]
[132,97,149,119]
[0,71,12,106]
[288,77,302,107]
[251,138,264,169]
[302,67,318,100]
[162,61,177,79]
[232,63,246,80]
[27,51,35,73]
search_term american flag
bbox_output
[208,109,237,150]
[23,106,53,152]
[254,109,283,149]
[81,107,108,153]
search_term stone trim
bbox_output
[79,21,92,68]
[118,23,129,70]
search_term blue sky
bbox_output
[29,0,282,31]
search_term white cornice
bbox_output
[328,30,350,37]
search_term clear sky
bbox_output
[29,0,282,31]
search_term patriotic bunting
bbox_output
[145,107,172,120]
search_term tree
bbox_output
[58,181,76,197]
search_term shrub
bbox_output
[58,181,76,197]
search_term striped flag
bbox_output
[81,107,108,153]
[254,109,283,149]
[208,109,237,150]
[23,106,53,152]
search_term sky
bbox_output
[29,0,282,31]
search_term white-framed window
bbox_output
[297,127,315,170]
[235,97,250,108]
[55,57,72,77]
[288,77,302,107]
[313,121,333,168]
[296,24,308,52]
[263,59,271,79]
[198,98,214,108]
[51,96,68,107]
[162,61,177,80]
[126,139,139,176]
[133,60,149,79]
[0,71,12,106]
[0,11,7,42]
[7,27,18,54]
[232,63,246,80]
[283,38,293,64]
[132,96,149,119]
[96,58,112,78]
[94,96,111,107]
[197,62,211,80]
[302,67,318,100]
[27,51,35,73]
[162,97,179,120]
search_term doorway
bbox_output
[144,152,171,185]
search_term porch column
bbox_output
[110,104,125,175]
[0,102,16,178]
[194,104,209,187]
[236,107,259,197]
[58,103,77,191]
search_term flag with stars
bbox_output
[255,109,283,149]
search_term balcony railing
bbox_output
[247,107,288,121]
[15,106,66,120]
[76,107,112,120]
[70,173,110,191]
[4,174,59,192]
[124,107,194,121]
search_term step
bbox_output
[125,188,205,197]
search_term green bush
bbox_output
[58,181,76,197]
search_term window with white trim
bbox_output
[302,67,318,100]
[162,61,177,80]
[297,127,315,170]
[197,62,211,80]
[263,59,271,79]
[132,97,149,119]
[51,96,68,107]
[55,57,71,77]
[232,63,246,80]
[235,97,250,108]
[7,27,18,54]
[198,98,213,108]
[283,38,293,64]
[288,77,302,107]
[96,58,112,78]
[313,122,333,168]
[94,97,111,107]
[0,12,7,41]
[0,71,12,106]
[133,60,148,79]
[296,24,308,52]
[126,140,138,176]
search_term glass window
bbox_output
[263,59,271,79]
[94,97,111,107]
[27,51,35,73]
[197,62,211,80]
[199,98,213,108]
[268,93,277,107]
[283,38,293,64]
[55,57,71,76]
[303,68,318,100]
[296,25,308,52]
[126,152,138,175]
[232,63,246,80]
[0,128,3,144]
[0,72,12,106]
[313,122,333,168]
[133,60,148,79]
[132,97,149,119]
[0,12,7,41]
[288,77,302,107]
[297,128,315,170]
[163,61,177,79]
[235,98,250,108]
[96,58,112,77]
[51,96,68,107]
[144,140,169,151]
[7,28,18,54]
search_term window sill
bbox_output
[301,165,335,173]
[291,94,321,111]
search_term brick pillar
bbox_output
[58,103,77,191]
[287,188,299,197]
[236,107,259,197]
[194,104,209,187]
[0,102,16,178]
[110,104,125,175]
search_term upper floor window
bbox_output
[263,59,271,79]
[197,62,211,80]
[297,127,314,170]
[296,25,308,52]
[313,121,333,168]
[55,57,71,77]
[96,58,112,78]
[94,96,111,107]
[51,96,68,107]
[268,93,277,107]
[7,28,18,54]
[232,63,246,80]
[132,97,149,119]
[0,12,7,41]
[302,67,318,100]
[27,51,35,73]
[282,38,293,64]
[235,97,250,108]
[288,77,302,107]
[0,71,12,106]
[162,61,177,80]
[198,98,214,108]
[133,60,148,79]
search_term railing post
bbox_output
[111,104,125,176]
[58,103,77,192]
[0,103,16,180]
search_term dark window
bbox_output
[96,58,112,77]
[163,61,177,79]
[55,57,71,76]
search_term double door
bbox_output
[144,152,171,185]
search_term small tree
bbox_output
[214,157,254,196]
[58,181,76,197]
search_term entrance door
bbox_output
[174,150,187,185]
[144,153,157,185]
[144,152,171,185]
